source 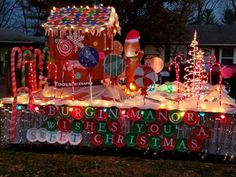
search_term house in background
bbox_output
[0,28,44,97]
[144,25,236,66]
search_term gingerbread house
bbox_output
[43,5,121,85]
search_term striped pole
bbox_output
[21,50,33,89]
[33,49,43,90]
[10,47,22,95]
[10,87,34,143]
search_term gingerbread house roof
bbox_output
[43,5,121,37]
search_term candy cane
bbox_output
[10,87,34,143]
[22,50,33,89]
[61,62,69,98]
[33,49,43,90]
[47,63,57,98]
[10,47,22,95]
[61,62,75,101]
[42,47,49,73]
[210,63,222,106]
[168,55,183,106]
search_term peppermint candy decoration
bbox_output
[56,39,74,57]
[134,66,156,88]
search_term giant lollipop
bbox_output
[134,66,156,104]
[150,57,164,73]
[104,54,126,101]
[78,46,99,102]
[104,54,126,83]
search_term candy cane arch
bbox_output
[22,50,34,89]
[168,55,183,106]
[10,87,34,143]
[47,63,57,98]
[208,55,217,84]
[210,63,223,107]
[33,49,43,90]
[10,47,22,95]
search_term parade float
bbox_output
[0,5,236,160]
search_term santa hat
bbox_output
[125,29,140,43]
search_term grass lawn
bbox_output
[0,148,236,177]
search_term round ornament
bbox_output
[58,105,70,118]
[125,133,136,147]
[71,106,84,120]
[168,110,183,124]
[187,136,203,152]
[147,122,161,136]
[107,120,121,134]
[44,105,58,118]
[148,136,161,150]
[57,118,71,132]
[132,121,146,134]
[103,133,113,146]
[183,111,199,126]
[127,107,142,121]
[90,133,103,146]
[26,128,38,142]
[78,46,99,68]
[161,137,176,151]
[136,134,148,149]
[46,131,57,144]
[69,133,82,145]
[96,121,108,133]
[96,107,108,121]
[108,106,120,120]
[56,131,69,144]
[45,118,57,131]
[142,109,156,123]
[113,134,126,148]
[71,120,84,133]
[36,128,48,142]
[193,126,210,141]
[162,122,176,136]
[84,107,96,119]
[176,138,188,153]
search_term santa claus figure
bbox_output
[124,29,144,91]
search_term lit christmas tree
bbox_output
[184,31,208,98]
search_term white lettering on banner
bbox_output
[36,128,47,142]
[26,128,83,145]
[26,128,37,142]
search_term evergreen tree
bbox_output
[21,0,196,43]
[222,9,236,24]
